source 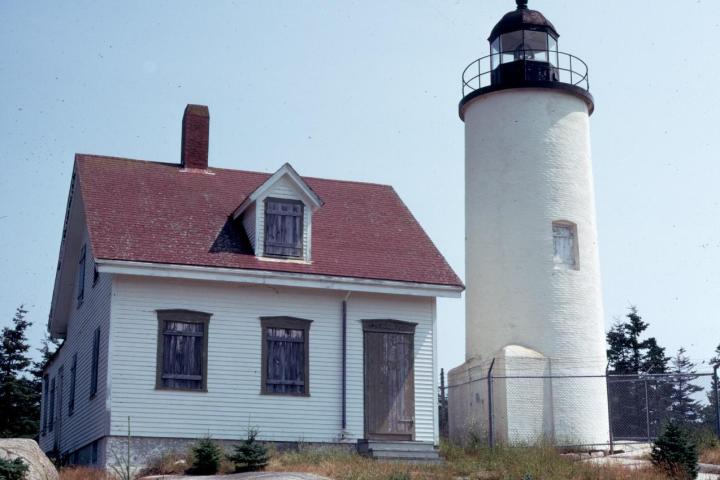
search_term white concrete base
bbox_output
[448,346,611,446]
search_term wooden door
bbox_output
[363,320,416,441]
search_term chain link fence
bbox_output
[443,366,720,448]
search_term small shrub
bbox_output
[190,436,222,475]
[0,457,29,480]
[228,428,269,471]
[651,421,699,479]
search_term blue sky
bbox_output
[1,0,719,373]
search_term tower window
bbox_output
[552,221,578,270]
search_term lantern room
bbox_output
[459,0,594,118]
[489,0,559,84]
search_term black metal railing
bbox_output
[462,50,590,97]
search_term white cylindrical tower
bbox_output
[449,0,609,445]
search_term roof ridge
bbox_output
[75,153,393,188]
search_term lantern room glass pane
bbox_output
[500,31,523,63]
[491,38,500,69]
[524,31,548,62]
[548,35,558,67]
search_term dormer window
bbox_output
[232,163,324,262]
[264,198,303,258]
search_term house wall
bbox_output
[241,202,257,251]
[254,175,312,260]
[108,275,437,445]
[40,221,112,464]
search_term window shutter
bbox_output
[69,353,77,415]
[264,199,303,257]
[42,375,49,433]
[552,222,577,268]
[77,245,86,304]
[49,378,55,432]
[266,328,305,394]
[90,327,100,397]
[161,321,204,390]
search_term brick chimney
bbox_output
[180,104,209,170]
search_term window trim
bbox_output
[89,327,100,399]
[552,220,579,271]
[263,197,305,259]
[155,309,211,392]
[260,316,313,396]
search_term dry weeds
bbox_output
[58,466,111,480]
[701,446,720,465]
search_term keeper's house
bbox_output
[39,105,463,467]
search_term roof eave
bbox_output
[96,259,464,298]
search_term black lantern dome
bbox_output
[489,0,558,41]
[460,0,593,118]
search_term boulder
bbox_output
[0,439,58,480]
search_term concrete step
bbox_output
[358,441,435,452]
[357,440,442,464]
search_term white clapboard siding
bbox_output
[39,224,112,456]
[241,202,257,251]
[255,176,312,260]
[109,275,436,443]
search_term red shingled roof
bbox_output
[76,155,463,288]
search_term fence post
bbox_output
[488,358,496,448]
[644,379,651,442]
[714,365,720,440]
[605,364,614,454]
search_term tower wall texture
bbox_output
[452,88,609,445]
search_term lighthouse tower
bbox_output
[448,0,610,445]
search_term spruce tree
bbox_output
[229,428,269,471]
[651,421,699,479]
[704,344,720,427]
[0,306,40,438]
[607,306,661,374]
[669,347,703,424]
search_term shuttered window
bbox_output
[552,221,578,269]
[264,198,303,258]
[42,375,49,434]
[68,353,77,416]
[77,244,86,305]
[260,317,312,395]
[48,377,55,432]
[156,310,211,391]
[90,327,100,398]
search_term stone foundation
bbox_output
[102,435,356,472]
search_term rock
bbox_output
[0,439,59,480]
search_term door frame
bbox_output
[362,319,417,441]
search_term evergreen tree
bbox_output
[228,428,269,471]
[190,436,222,475]
[651,421,699,480]
[606,307,665,374]
[669,347,703,424]
[0,306,40,438]
[643,337,670,374]
[606,307,670,438]
[703,344,720,427]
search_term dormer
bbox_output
[232,163,323,262]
